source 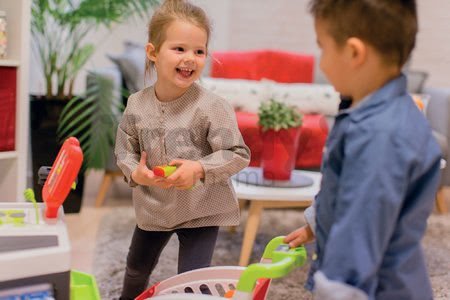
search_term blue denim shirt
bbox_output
[307,74,442,299]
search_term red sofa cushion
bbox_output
[295,114,329,168]
[211,51,262,81]
[211,50,315,83]
[236,111,328,169]
[235,112,263,167]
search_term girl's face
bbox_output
[148,19,207,98]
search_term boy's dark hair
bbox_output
[309,0,417,67]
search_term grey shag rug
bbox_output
[93,207,450,300]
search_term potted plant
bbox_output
[29,0,160,211]
[258,99,303,180]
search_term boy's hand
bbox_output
[165,159,205,190]
[284,224,315,247]
[131,152,172,188]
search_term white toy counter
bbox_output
[0,202,71,299]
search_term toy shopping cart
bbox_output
[136,236,307,300]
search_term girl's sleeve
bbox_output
[198,100,251,185]
[114,97,141,187]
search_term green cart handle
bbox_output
[236,236,307,293]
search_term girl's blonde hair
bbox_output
[145,0,211,77]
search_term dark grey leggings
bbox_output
[120,225,219,300]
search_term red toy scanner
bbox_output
[42,137,83,218]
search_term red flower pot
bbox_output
[261,126,302,180]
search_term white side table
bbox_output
[232,169,321,266]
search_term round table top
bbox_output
[232,168,321,201]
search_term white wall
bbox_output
[413,0,450,87]
[229,0,316,53]
[29,0,450,95]
[225,0,450,87]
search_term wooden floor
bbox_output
[65,170,450,274]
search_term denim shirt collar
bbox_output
[337,74,407,122]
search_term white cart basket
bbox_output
[136,236,307,300]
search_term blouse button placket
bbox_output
[160,103,167,161]
[159,103,166,124]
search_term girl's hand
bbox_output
[131,152,172,188]
[284,224,315,248]
[165,159,205,190]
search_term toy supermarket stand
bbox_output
[0,137,100,300]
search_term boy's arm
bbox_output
[314,131,440,299]
[284,206,316,247]
[198,100,251,185]
[304,206,316,235]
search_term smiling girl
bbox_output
[114,1,250,299]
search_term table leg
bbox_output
[95,172,113,207]
[436,187,448,214]
[239,201,263,266]
[228,199,249,233]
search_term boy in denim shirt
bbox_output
[284,1,442,299]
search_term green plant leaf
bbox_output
[57,96,94,135]
[57,72,124,170]
[258,99,303,132]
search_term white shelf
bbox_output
[0,0,30,202]
[0,59,20,67]
[0,151,18,159]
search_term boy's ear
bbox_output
[346,37,367,67]
[146,43,157,62]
